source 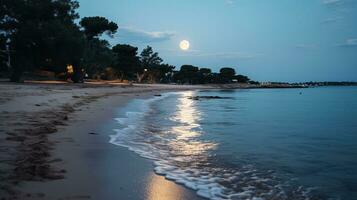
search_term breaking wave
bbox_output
[110,91,320,200]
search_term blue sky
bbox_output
[77,0,357,82]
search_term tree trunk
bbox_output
[10,65,23,82]
[136,72,145,83]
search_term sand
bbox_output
[0,82,208,200]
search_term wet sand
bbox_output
[0,82,207,200]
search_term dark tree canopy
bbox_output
[79,16,118,79]
[219,67,236,83]
[80,16,118,40]
[146,63,175,83]
[180,65,199,73]
[112,44,140,80]
[173,65,200,84]
[82,38,114,78]
[199,68,212,75]
[220,67,236,77]
[1,0,84,82]
[1,0,80,33]
[0,35,8,72]
[140,46,163,69]
[139,46,165,83]
[235,74,250,83]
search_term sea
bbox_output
[110,86,357,200]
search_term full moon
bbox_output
[179,40,190,51]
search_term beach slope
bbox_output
[0,82,206,200]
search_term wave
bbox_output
[109,92,318,200]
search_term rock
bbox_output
[188,96,233,100]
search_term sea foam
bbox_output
[109,92,314,200]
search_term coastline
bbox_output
[0,82,206,200]
[1,82,354,199]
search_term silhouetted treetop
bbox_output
[112,44,138,56]
[199,68,212,75]
[220,67,236,77]
[140,46,163,69]
[80,16,118,40]
[112,44,140,79]
[235,74,250,83]
[180,65,199,73]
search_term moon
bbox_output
[179,40,190,51]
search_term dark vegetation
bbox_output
[0,0,252,84]
[294,81,357,86]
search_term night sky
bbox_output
[78,0,357,82]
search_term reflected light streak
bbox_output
[169,91,216,157]
[146,174,186,200]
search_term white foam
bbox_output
[109,92,312,200]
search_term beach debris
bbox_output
[154,94,162,97]
[188,96,234,100]
[88,132,99,135]
[52,120,65,126]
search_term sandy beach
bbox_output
[0,82,208,200]
[2,0,356,198]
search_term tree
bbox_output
[0,35,8,72]
[42,21,86,82]
[199,68,212,75]
[79,17,118,78]
[1,0,84,82]
[112,44,140,80]
[80,16,118,40]
[219,67,236,83]
[199,68,212,84]
[0,1,12,73]
[139,46,164,83]
[82,39,114,78]
[140,46,163,69]
[173,65,199,84]
[235,74,250,83]
[147,63,175,83]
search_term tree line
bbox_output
[0,0,252,84]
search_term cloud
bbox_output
[295,44,318,49]
[321,16,343,23]
[322,0,341,5]
[337,38,357,47]
[321,0,357,26]
[321,0,357,8]
[118,26,175,43]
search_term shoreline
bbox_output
[1,82,352,199]
[0,81,313,199]
[0,82,207,199]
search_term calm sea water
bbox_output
[110,87,357,200]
